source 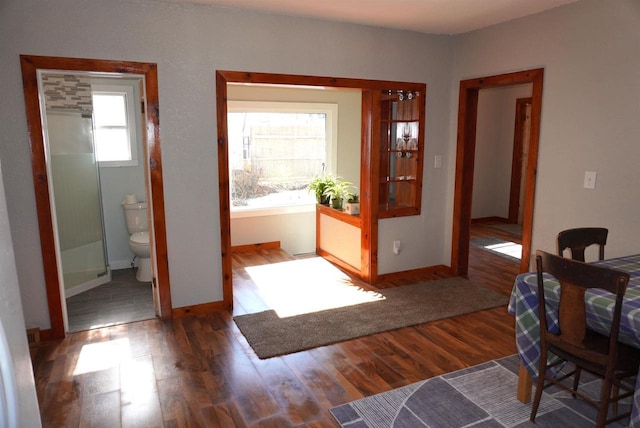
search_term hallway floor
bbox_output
[66,268,156,332]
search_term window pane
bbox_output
[93,94,127,127]
[94,129,131,161]
[228,111,327,209]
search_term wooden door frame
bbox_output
[451,69,543,276]
[216,71,425,308]
[20,55,172,340]
[508,97,532,223]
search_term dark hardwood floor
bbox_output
[31,221,522,427]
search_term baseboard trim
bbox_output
[376,264,452,282]
[471,216,509,224]
[65,270,112,298]
[172,301,227,318]
[232,241,281,253]
[111,259,135,270]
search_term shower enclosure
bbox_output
[40,73,110,299]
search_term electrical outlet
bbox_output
[584,171,597,189]
[434,155,442,169]
[393,240,401,255]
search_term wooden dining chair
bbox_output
[557,227,608,262]
[530,250,640,427]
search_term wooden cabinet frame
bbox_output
[376,88,426,218]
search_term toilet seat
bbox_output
[129,231,150,259]
[130,231,149,245]
[128,231,152,282]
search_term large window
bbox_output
[91,83,139,167]
[228,101,337,216]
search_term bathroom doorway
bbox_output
[21,55,173,339]
[39,71,155,332]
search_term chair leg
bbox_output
[530,353,548,422]
[596,377,615,428]
[572,365,581,398]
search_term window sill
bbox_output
[231,203,316,219]
[99,159,139,168]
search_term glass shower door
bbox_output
[44,108,110,297]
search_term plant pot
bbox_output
[344,202,360,215]
[331,198,343,210]
[318,194,330,205]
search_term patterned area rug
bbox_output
[330,355,630,427]
[470,237,522,262]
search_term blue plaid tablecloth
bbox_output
[508,254,640,427]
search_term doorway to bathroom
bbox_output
[21,55,173,339]
[39,71,155,332]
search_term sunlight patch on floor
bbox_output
[245,257,384,318]
[485,241,522,260]
[74,338,131,375]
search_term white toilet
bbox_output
[122,199,152,282]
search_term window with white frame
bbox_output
[228,101,338,216]
[91,83,139,167]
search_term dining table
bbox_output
[508,253,640,427]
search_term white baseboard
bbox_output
[110,259,136,270]
[65,270,112,298]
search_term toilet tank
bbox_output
[122,202,148,234]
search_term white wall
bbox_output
[0,161,42,427]
[449,0,640,268]
[7,0,635,328]
[0,0,454,327]
[472,84,532,220]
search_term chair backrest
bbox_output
[557,227,608,262]
[536,250,628,350]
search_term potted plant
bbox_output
[344,193,360,215]
[323,179,353,210]
[308,174,337,205]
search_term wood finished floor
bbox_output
[31,221,522,427]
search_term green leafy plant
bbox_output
[345,193,360,215]
[307,174,338,205]
[323,179,354,210]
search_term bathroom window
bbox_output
[227,101,337,217]
[92,83,139,167]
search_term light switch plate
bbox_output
[434,155,442,169]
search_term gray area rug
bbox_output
[233,277,508,359]
[330,354,630,427]
[470,237,522,262]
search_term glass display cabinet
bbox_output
[378,89,425,218]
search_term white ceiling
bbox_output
[176,0,579,34]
